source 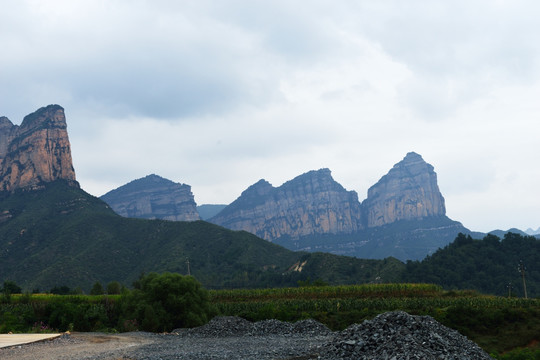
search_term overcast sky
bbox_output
[1,0,539,233]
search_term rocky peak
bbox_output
[100,174,200,221]
[210,168,364,240]
[0,105,77,192]
[242,179,274,199]
[363,152,446,227]
[0,117,17,160]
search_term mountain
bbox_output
[209,153,472,261]
[525,227,540,235]
[209,169,364,240]
[100,174,200,221]
[488,228,530,238]
[0,180,404,291]
[363,152,446,227]
[0,105,77,191]
[0,105,405,291]
[197,204,227,220]
[105,152,473,261]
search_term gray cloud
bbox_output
[1,0,539,232]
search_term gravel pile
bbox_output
[249,318,294,335]
[181,316,254,337]
[292,319,333,336]
[320,311,493,360]
[180,316,332,338]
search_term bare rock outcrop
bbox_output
[209,169,364,240]
[363,152,446,227]
[0,105,77,192]
[100,174,200,221]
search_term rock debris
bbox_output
[0,312,494,360]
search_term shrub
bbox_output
[119,272,215,332]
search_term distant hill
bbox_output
[525,227,540,235]
[402,232,540,297]
[100,174,200,221]
[275,216,478,261]
[0,180,404,292]
[197,204,227,220]
[488,228,530,238]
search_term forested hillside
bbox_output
[403,233,540,297]
[0,180,403,292]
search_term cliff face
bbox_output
[100,174,200,221]
[0,105,77,191]
[363,152,446,227]
[210,169,364,240]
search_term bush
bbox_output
[2,280,22,294]
[119,272,215,332]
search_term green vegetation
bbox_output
[0,180,539,357]
[403,232,540,297]
[1,282,538,357]
[119,272,215,332]
[0,180,402,292]
[0,273,214,333]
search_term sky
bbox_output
[1,0,539,233]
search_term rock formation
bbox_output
[209,169,364,240]
[102,152,465,260]
[362,152,446,227]
[0,105,77,191]
[100,174,200,221]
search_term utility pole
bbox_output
[186,259,191,276]
[506,282,512,298]
[518,261,527,299]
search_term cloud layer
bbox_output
[1,0,539,232]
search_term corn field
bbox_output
[209,283,539,329]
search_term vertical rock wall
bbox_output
[0,105,77,192]
[363,152,446,227]
[210,169,364,240]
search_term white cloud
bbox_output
[1,0,540,232]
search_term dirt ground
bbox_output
[0,332,155,360]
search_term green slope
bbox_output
[0,181,403,292]
[403,232,540,297]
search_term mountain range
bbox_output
[0,105,404,291]
[0,105,537,294]
[102,153,479,261]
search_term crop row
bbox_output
[209,283,445,301]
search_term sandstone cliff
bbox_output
[209,169,364,240]
[0,105,77,191]
[362,152,446,227]
[100,174,200,221]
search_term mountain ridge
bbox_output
[100,174,200,221]
[101,153,472,261]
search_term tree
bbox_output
[90,282,104,295]
[106,281,123,295]
[2,280,22,294]
[50,285,72,295]
[120,272,215,332]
